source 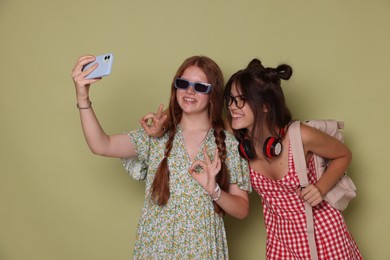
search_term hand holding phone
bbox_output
[82,53,114,79]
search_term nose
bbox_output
[185,85,196,95]
[229,103,237,111]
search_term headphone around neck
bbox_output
[238,128,285,160]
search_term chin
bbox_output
[231,123,244,130]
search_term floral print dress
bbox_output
[122,126,250,259]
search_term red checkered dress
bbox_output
[250,146,362,260]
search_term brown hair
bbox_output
[151,56,230,214]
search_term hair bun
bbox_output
[246,58,264,71]
[245,58,293,82]
[276,64,293,80]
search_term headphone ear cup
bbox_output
[263,137,283,159]
[238,139,255,160]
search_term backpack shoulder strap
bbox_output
[288,121,318,260]
[289,121,309,187]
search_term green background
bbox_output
[1,0,389,259]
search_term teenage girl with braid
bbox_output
[223,58,362,259]
[71,55,250,259]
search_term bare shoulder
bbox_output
[299,122,350,158]
[300,122,328,143]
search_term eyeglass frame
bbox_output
[226,94,246,109]
[174,78,213,94]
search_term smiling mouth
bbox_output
[231,112,243,118]
[184,97,196,103]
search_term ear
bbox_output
[263,105,268,113]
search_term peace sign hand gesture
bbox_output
[189,146,221,195]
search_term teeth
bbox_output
[184,97,196,102]
[231,113,243,118]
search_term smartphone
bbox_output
[83,53,114,79]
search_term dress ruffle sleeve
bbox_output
[121,128,150,181]
[224,131,251,192]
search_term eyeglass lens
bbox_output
[228,94,246,108]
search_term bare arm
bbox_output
[300,123,352,200]
[214,184,249,219]
[71,55,137,158]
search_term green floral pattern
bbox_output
[121,126,250,259]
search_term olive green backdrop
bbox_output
[1,0,389,259]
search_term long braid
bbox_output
[150,92,182,206]
[212,123,230,215]
[151,125,176,205]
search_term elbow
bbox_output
[91,149,103,156]
[89,145,107,156]
[347,149,352,164]
[235,200,250,220]
[342,146,353,168]
[240,206,250,219]
[236,212,249,220]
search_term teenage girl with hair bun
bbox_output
[224,58,362,259]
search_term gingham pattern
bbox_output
[250,145,362,260]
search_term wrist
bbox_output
[203,182,218,195]
[209,184,221,201]
[314,184,325,198]
[204,183,222,201]
[76,100,92,110]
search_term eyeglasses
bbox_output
[226,94,246,109]
[174,78,212,94]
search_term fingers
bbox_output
[203,147,220,164]
[189,147,221,194]
[214,148,221,166]
[141,112,157,123]
[139,117,152,133]
[72,55,95,77]
[213,148,222,172]
[139,105,168,138]
[298,185,323,206]
[140,119,159,137]
[159,114,168,127]
[203,146,211,164]
[191,147,221,174]
[215,156,221,172]
[189,160,207,173]
[156,104,164,118]
[72,55,101,93]
[141,105,164,122]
